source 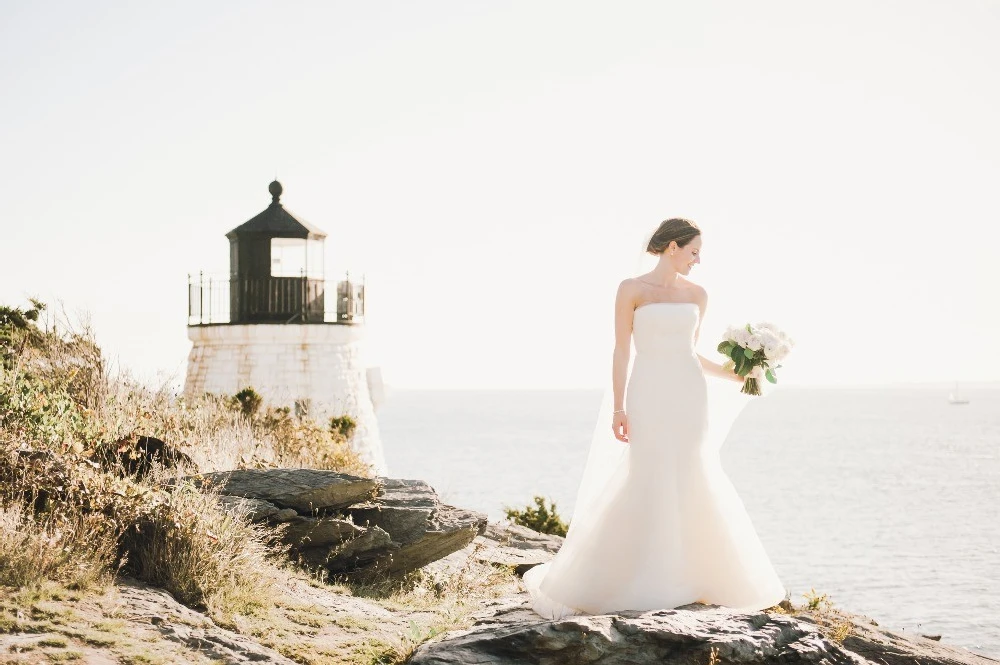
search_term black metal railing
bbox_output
[187,272,365,325]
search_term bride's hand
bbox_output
[612,412,629,443]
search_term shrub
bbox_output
[503,495,568,537]
[329,414,357,439]
[232,387,263,418]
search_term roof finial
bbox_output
[269,180,283,204]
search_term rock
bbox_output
[303,526,399,573]
[192,469,379,513]
[387,503,487,575]
[472,521,564,575]
[272,508,299,522]
[346,478,439,544]
[195,471,485,578]
[280,516,365,548]
[95,435,195,479]
[342,478,488,577]
[217,495,279,523]
[831,611,996,665]
[409,602,999,665]
[483,521,564,554]
[409,603,861,665]
[116,578,298,664]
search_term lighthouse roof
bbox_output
[226,181,327,240]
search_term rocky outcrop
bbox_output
[408,600,998,665]
[202,470,487,578]
[194,468,379,513]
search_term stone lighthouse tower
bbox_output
[185,181,387,474]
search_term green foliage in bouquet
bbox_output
[717,324,784,396]
[504,495,569,537]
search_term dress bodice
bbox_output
[632,302,699,356]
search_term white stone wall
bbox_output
[185,324,388,475]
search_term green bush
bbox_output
[232,387,263,418]
[329,414,357,439]
[503,495,568,537]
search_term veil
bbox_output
[564,228,764,541]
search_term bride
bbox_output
[522,217,786,619]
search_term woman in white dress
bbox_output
[522,218,786,619]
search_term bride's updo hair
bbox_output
[646,218,701,255]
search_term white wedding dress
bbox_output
[522,302,786,618]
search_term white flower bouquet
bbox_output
[718,321,794,396]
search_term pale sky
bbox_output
[2,1,998,389]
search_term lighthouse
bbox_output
[184,181,387,474]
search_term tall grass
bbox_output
[0,500,118,590]
[121,475,282,618]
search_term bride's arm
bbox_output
[612,280,634,409]
[692,286,742,382]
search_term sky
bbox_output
[2,1,998,390]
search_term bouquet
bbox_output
[718,321,794,396]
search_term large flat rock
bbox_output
[192,469,379,513]
[409,601,999,665]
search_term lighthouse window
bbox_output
[270,238,307,277]
[306,239,325,278]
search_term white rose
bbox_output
[746,336,763,351]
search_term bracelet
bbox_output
[612,409,625,415]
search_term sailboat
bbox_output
[948,381,970,405]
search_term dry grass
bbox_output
[119,473,283,622]
[333,543,522,664]
[0,502,117,592]
[793,588,854,644]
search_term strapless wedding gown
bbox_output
[522,302,785,618]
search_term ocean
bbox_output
[377,387,1000,657]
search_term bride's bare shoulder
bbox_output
[617,277,641,294]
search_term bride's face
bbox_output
[668,236,702,275]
